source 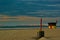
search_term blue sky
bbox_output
[0,0,60,26]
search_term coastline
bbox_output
[0,27,60,30]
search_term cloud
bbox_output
[0,0,60,17]
[27,10,60,17]
[0,15,40,21]
[47,5,57,6]
[0,15,60,26]
[0,14,60,21]
[47,4,60,7]
[16,16,40,21]
[24,0,60,8]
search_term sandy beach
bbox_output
[0,28,60,40]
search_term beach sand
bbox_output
[0,28,60,40]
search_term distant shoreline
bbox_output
[0,25,60,28]
[0,27,60,30]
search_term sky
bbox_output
[0,0,60,26]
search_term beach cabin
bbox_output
[48,22,56,29]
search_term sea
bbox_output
[0,26,60,30]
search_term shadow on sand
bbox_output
[31,36,51,40]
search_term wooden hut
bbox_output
[48,22,56,29]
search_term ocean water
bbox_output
[0,26,60,30]
[0,26,40,28]
[0,26,60,28]
[0,26,40,29]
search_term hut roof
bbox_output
[48,22,56,24]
